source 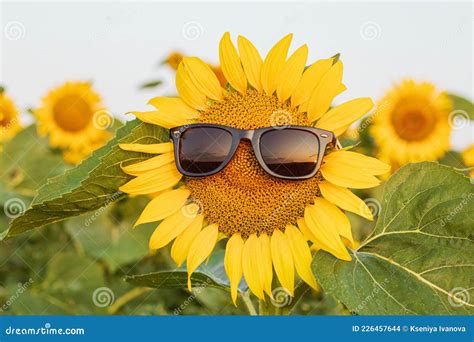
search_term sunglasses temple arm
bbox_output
[329,135,343,150]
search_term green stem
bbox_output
[241,292,257,316]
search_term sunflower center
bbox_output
[391,100,437,141]
[185,90,322,238]
[53,95,93,132]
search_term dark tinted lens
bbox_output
[259,129,320,177]
[178,127,233,175]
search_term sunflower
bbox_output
[35,81,111,163]
[120,33,389,304]
[164,51,227,87]
[371,80,452,170]
[0,90,21,143]
[462,144,474,177]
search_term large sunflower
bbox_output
[371,79,452,170]
[35,81,111,163]
[120,33,389,303]
[0,90,21,143]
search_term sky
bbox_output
[1,0,473,149]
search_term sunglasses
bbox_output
[170,124,340,180]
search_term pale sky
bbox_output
[1,0,473,149]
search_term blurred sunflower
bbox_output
[462,144,474,177]
[120,33,389,303]
[0,90,22,144]
[35,81,111,164]
[371,80,452,171]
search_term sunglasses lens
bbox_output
[259,129,320,178]
[178,127,233,175]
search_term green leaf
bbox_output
[139,80,163,89]
[65,196,155,272]
[1,120,168,240]
[0,125,68,197]
[125,250,245,292]
[448,93,474,120]
[313,162,474,315]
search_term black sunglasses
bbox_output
[170,124,340,180]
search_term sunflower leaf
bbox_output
[448,93,474,120]
[313,162,474,315]
[1,120,167,240]
[124,251,236,292]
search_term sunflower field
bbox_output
[1,14,473,319]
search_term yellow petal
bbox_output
[176,62,208,110]
[149,203,200,250]
[147,97,198,120]
[314,198,354,248]
[238,35,263,91]
[183,57,223,101]
[285,225,317,289]
[276,44,308,102]
[325,151,391,176]
[130,111,190,128]
[260,34,293,96]
[259,233,273,298]
[321,154,382,189]
[304,204,351,261]
[316,98,374,136]
[296,217,318,242]
[119,142,173,154]
[122,152,175,176]
[307,61,343,121]
[270,229,294,296]
[319,180,373,220]
[291,58,333,107]
[119,163,182,195]
[224,234,244,305]
[134,188,191,227]
[187,224,219,290]
[219,32,247,93]
[242,234,265,300]
[171,214,204,267]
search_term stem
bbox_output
[108,288,152,314]
[241,292,257,316]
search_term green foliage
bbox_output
[313,162,474,315]
[139,80,163,89]
[1,120,166,239]
[0,125,69,197]
[448,93,474,120]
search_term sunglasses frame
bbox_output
[170,123,339,180]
